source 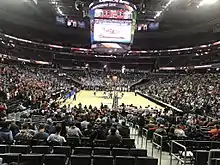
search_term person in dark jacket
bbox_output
[96,123,107,140]
[9,120,20,137]
[107,127,122,144]
[0,121,13,143]
[15,123,33,144]
[33,124,49,141]
[118,121,130,138]
[138,116,145,135]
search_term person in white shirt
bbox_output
[67,122,82,138]
[81,119,89,130]
[47,124,66,145]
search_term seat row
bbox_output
[0,154,158,165]
[0,145,147,157]
[174,140,220,151]
[194,150,220,165]
[12,138,135,148]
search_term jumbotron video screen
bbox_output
[93,19,132,43]
[89,0,137,53]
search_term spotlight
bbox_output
[197,0,218,8]
[122,65,126,74]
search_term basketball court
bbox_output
[60,90,164,110]
[117,91,163,110]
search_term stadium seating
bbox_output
[44,154,66,165]
[0,144,8,153]
[70,155,91,165]
[0,143,152,165]
[52,146,72,156]
[10,145,30,154]
[31,146,50,154]
[19,154,43,165]
[93,155,114,165]
[130,148,148,157]
[112,148,130,156]
[115,156,136,165]
[0,153,20,164]
[93,147,111,155]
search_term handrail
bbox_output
[142,128,148,149]
[128,122,135,135]
[152,132,163,165]
[170,140,187,165]
[135,125,140,145]
[135,125,140,131]
[208,149,220,165]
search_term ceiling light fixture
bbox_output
[154,0,176,19]
[57,7,64,15]
[197,0,218,8]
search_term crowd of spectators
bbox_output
[1,60,220,148]
[80,71,145,91]
[0,61,74,115]
[137,74,220,116]
[0,103,131,146]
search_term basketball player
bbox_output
[109,92,113,99]
[73,93,76,100]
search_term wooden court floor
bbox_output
[61,90,164,110]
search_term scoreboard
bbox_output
[89,0,137,53]
[94,9,132,19]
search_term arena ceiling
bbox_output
[0,0,220,49]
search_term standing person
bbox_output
[109,92,113,99]
[73,92,76,100]
[138,115,145,136]
[60,121,67,138]
[118,121,130,138]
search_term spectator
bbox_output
[174,125,186,138]
[15,123,33,143]
[81,118,89,130]
[33,124,49,141]
[60,121,67,138]
[208,125,220,135]
[45,118,56,134]
[96,123,107,140]
[118,121,130,138]
[0,121,13,143]
[155,124,167,136]
[138,115,145,135]
[67,122,82,138]
[167,127,176,140]
[9,120,20,137]
[107,127,122,144]
[47,124,66,145]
